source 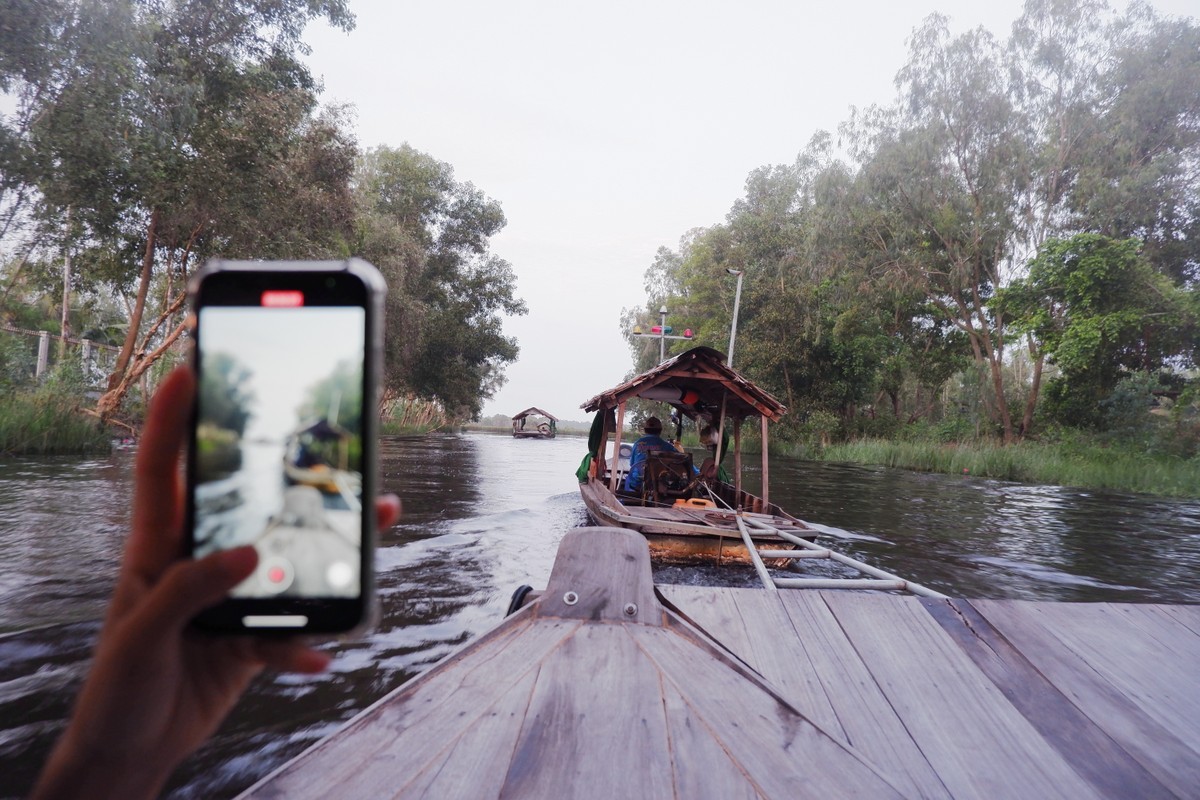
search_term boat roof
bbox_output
[511,407,558,421]
[296,418,350,439]
[580,346,786,422]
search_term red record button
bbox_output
[261,290,304,307]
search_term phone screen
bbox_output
[187,262,379,633]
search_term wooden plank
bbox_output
[821,593,1101,799]
[1159,603,1200,636]
[661,587,846,741]
[982,601,1200,748]
[771,591,954,800]
[1099,603,1200,663]
[238,617,579,798]
[628,624,907,798]
[658,586,753,655]
[924,598,1174,800]
[393,668,539,799]
[538,528,661,625]
[660,680,763,799]
[499,624,675,799]
[972,599,1200,797]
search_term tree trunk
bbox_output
[59,207,72,359]
[987,352,1014,443]
[97,317,188,422]
[106,208,159,393]
[1020,346,1045,438]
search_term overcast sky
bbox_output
[201,307,365,438]
[302,0,1196,423]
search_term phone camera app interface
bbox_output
[193,304,365,599]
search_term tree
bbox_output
[1,0,358,422]
[197,351,253,436]
[1000,233,1197,428]
[299,359,364,435]
[354,145,526,420]
[1069,8,1200,284]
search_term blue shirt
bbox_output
[623,434,675,492]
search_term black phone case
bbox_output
[184,259,385,636]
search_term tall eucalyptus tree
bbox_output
[1,0,358,420]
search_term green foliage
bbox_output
[0,385,109,455]
[0,334,37,390]
[1,0,361,418]
[1002,234,1196,429]
[1099,373,1161,445]
[1003,235,1194,376]
[355,145,526,420]
[821,438,1200,499]
[299,359,363,433]
[628,2,1198,453]
[198,352,253,436]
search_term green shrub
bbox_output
[0,390,110,455]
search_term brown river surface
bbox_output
[2,431,1199,798]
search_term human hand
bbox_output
[32,367,402,800]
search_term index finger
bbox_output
[125,366,195,581]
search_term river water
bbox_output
[2,431,1198,798]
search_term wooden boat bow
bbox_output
[236,528,905,799]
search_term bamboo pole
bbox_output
[735,513,776,592]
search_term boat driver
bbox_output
[623,416,676,493]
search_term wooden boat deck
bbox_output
[240,528,1200,799]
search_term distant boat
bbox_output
[578,346,808,565]
[511,407,557,438]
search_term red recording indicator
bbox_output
[261,290,304,308]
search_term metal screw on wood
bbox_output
[623,603,638,616]
[563,591,579,605]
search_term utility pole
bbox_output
[726,269,744,368]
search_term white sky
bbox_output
[302,0,1197,423]
[200,307,365,438]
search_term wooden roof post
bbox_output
[609,401,627,493]
[714,394,728,466]
[733,418,743,500]
[760,415,770,508]
[595,411,610,477]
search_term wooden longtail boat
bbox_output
[282,418,360,496]
[578,346,810,565]
[511,406,558,438]
[237,528,905,799]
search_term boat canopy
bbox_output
[511,407,558,422]
[580,346,786,423]
[296,418,350,440]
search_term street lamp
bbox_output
[726,269,744,368]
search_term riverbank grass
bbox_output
[0,393,110,455]
[819,439,1200,498]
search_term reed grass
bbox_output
[380,395,449,435]
[0,393,111,455]
[819,438,1200,498]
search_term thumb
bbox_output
[136,547,258,632]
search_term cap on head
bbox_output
[644,416,663,434]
